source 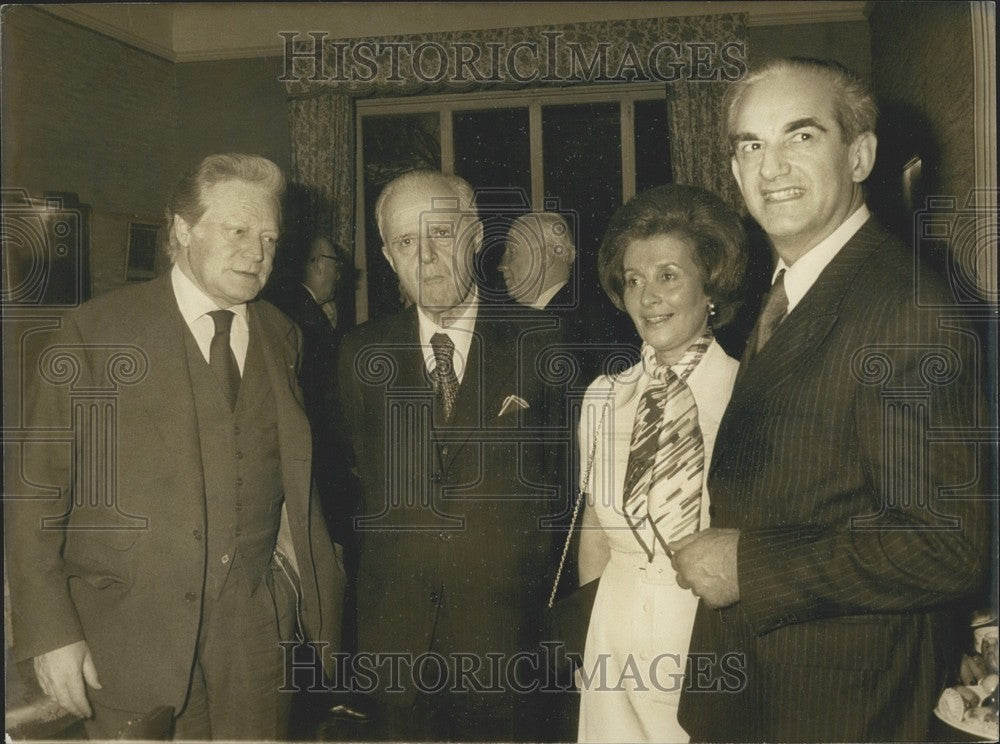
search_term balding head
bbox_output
[376,170,483,324]
[498,212,576,307]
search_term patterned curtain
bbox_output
[288,93,354,254]
[284,12,749,300]
[667,79,743,210]
[664,15,747,210]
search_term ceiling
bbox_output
[40,2,869,63]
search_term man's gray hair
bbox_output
[512,211,576,264]
[374,170,477,242]
[722,57,878,148]
[165,153,285,260]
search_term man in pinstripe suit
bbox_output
[672,58,990,741]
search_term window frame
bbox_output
[354,82,667,320]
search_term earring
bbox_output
[708,301,717,317]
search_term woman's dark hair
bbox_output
[598,184,747,328]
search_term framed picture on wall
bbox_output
[1,189,92,307]
[125,222,160,281]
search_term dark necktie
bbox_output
[430,332,459,421]
[753,269,788,354]
[208,309,240,410]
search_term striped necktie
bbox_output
[621,335,709,560]
[430,332,459,420]
[753,268,788,355]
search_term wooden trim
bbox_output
[971,2,997,196]
[355,83,665,113]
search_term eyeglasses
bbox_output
[313,253,344,266]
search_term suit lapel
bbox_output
[734,219,887,400]
[251,302,311,501]
[127,274,205,502]
[440,316,519,471]
[395,308,433,392]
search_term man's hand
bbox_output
[33,640,102,718]
[668,528,741,609]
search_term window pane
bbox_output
[542,102,638,347]
[634,98,672,192]
[453,108,531,299]
[361,113,441,319]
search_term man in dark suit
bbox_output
[498,211,576,312]
[6,154,345,740]
[336,170,567,741]
[671,58,990,741]
[265,234,347,410]
[498,211,619,387]
[263,234,354,545]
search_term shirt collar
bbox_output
[416,289,479,379]
[774,204,870,313]
[301,282,320,304]
[170,263,249,325]
[532,280,567,310]
[638,330,713,385]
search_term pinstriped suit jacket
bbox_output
[678,218,990,742]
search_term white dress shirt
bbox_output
[773,205,871,313]
[170,264,250,373]
[532,280,567,310]
[416,291,479,385]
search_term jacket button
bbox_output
[185,592,197,602]
[429,591,440,605]
[438,532,451,542]
[432,472,442,483]
[192,529,202,540]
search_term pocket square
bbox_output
[499,395,529,417]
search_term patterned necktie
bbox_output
[621,337,709,560]
[753,269,788,354]
[208,309,241,411]
[430,332,459,420]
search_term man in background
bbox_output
[264,234,355,545]
[6,154,345,740]
[672,58,989,741]
[499,211,575,310]
[499,211,611,386]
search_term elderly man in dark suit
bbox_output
[498,211,576,312]
[6,153,345,740]
[336,170,566,741]
[670,58,990,742]
[498,211,618,388]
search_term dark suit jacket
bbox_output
[335,303,569,706]
[5,273,345,714]
[539,279,639,392]
[262,278,354,547]
[263,279,342,415]
[678,218,990,741]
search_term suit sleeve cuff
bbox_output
[738,525,830,636]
